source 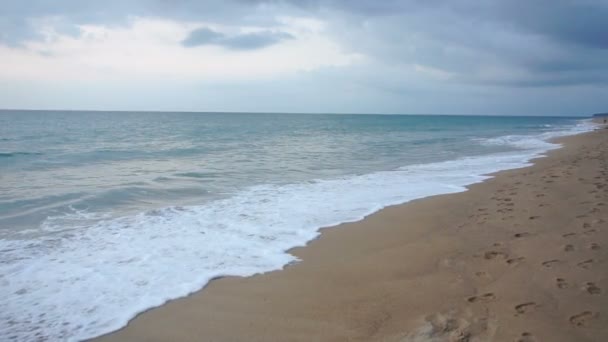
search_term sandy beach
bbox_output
[95,125,608,342]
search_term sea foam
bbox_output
[0,119,597,341]
[478,119,595,150]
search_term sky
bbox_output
[0,0,607,115]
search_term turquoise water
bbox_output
[0,111,594,341]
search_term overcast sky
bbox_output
[1,0,607,115]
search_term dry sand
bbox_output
[95,126,608,342]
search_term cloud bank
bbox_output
[0,0,606,115]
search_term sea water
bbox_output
[0,111,596,341]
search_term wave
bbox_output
[0,152,42,158]
[0,119,597,341]
[174,172,221,179]
[475,119,596,151]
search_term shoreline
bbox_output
[95,126,607,342]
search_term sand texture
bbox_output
[95,128,608,342]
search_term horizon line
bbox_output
[0,108,592,117]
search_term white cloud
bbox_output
[0,16,364,82]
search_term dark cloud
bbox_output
[181,28,224,47]
[219,32,293,49]
[492,1,608,50]
[182,27,293,49]
[294,0,608,87]
[283,0,608,49]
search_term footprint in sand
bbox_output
[467,292,496,303]
[583,282,601,295]
[517,332,537,342]
[474,271,492,280]
[541,260,560,268]
[583,229,597,236]
[506,257,525,266]
[515,302,538,315]
[589,243,601,251]
[562,233,577,238]
[484,251,508,260]
[556,278,569,289]
[564,244,574,252]
[577,259,594,270]
[513,232,531,238]
[569,311,598,327]
[529,216,540,220]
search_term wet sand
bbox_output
[95,126,608,342]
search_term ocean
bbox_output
[0,110,595,341]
